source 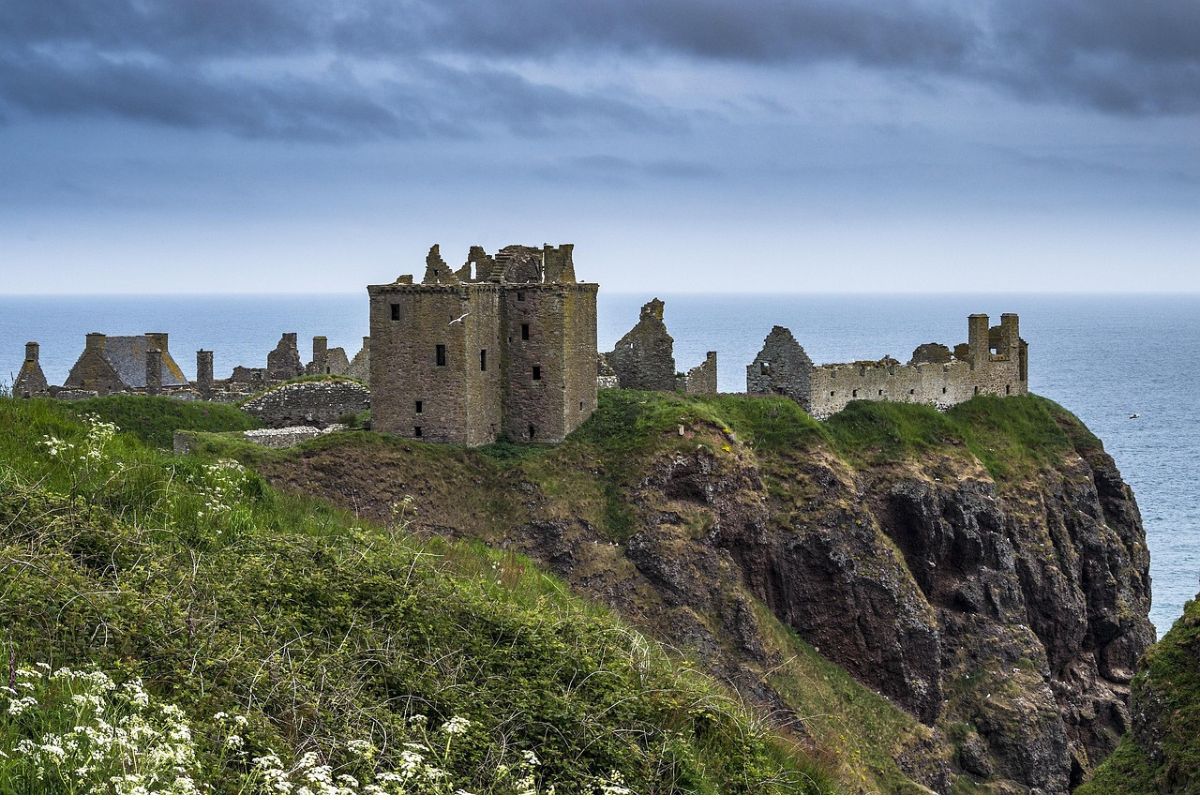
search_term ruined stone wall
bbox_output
[678,351,717,395]
[805,314,1028,419]
[605,298,676,391]
[462,286,504,445]
[746,326,814,408]
[242,379,370,429]
[266,333,303,382]
[346,337,370,385]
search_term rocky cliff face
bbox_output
[255,393,1154,792]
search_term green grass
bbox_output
[1080,597,1200,793]
[68,394,261,449]
[237,373,367,407]
[0,396,832,794]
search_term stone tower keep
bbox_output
[367,243,598,446]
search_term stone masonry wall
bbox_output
[805,314,1028,419]
[13,342,49,398]
[242,379,370,429]
[266,333,304,382]
[605,298,676,391]
[678,351,717,395]
[746,326,814,408]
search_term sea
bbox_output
[1,292,1196,636]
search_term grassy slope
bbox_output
[77,389,1099,792]
[68,394,261,448]
[0,397,829,794]
[1079,597,1200,794]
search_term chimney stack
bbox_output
[146,349,163,393]
[25,341,39,363]
[196,350,214,398]
[85,332,106,352]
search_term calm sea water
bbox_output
[1,292,1196,635]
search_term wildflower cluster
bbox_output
[188,459,251,537]
[0,664,199,794]
[40,414,118,467]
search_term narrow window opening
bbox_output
[579,400,584,411]
[414,426,423,438]
[480,349,487,371]
[830,391,836,397]
[852,389,858,398]
[390,303,400,321]
[528,424,536,440]
[532,365,542,381]
[974,385,980,395]
[521,323,530,341]
[517,290,526,301]
[942,387,947,394]
[760,361,770,376]
[436,344,446,366]
[1005,384,1011,395]
[909,388,915,395]
[878,389,884,396]
[415,400,423,414]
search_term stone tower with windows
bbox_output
[367,243,598,446]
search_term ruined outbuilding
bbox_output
[604,298,677,391]
[747,314,1029,418]
[266,333,304,382]
[63,332,187,395]
[368,243,598,446]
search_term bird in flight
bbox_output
[449,312,470,326]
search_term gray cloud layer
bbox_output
[0,0,1196,142]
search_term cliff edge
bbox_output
[216,391,1153,792]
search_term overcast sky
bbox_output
[1,0,1197,294]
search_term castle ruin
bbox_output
[747,313,1029,418]
[367,243,599,445]
[604,298,718,396]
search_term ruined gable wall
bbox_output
[605,299,676,391]
[65,341,125,395]
[13,343,49,398]
[679,351,717,395]
[369,284,471,443]
[746,327,813,408]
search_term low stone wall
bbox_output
[242,379,370,428]
[243,425,346,448]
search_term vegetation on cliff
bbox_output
[1081,595,1200,794]
[0,397,828,794]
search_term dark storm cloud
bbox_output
[0,0,1195,143]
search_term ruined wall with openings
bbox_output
[803,313,1028,419]
[747,326,814,408]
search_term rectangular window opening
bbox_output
[390,303,400,321]
[415,400,423,414]
[517,290,526,301]
[436,344,446,366]
[521,323,530,341]
[414,426,423,438]
[480,349,487,371]
[532,365,542,381]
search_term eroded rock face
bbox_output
[258,406,1152,793]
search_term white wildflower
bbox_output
[439,715,471,735]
